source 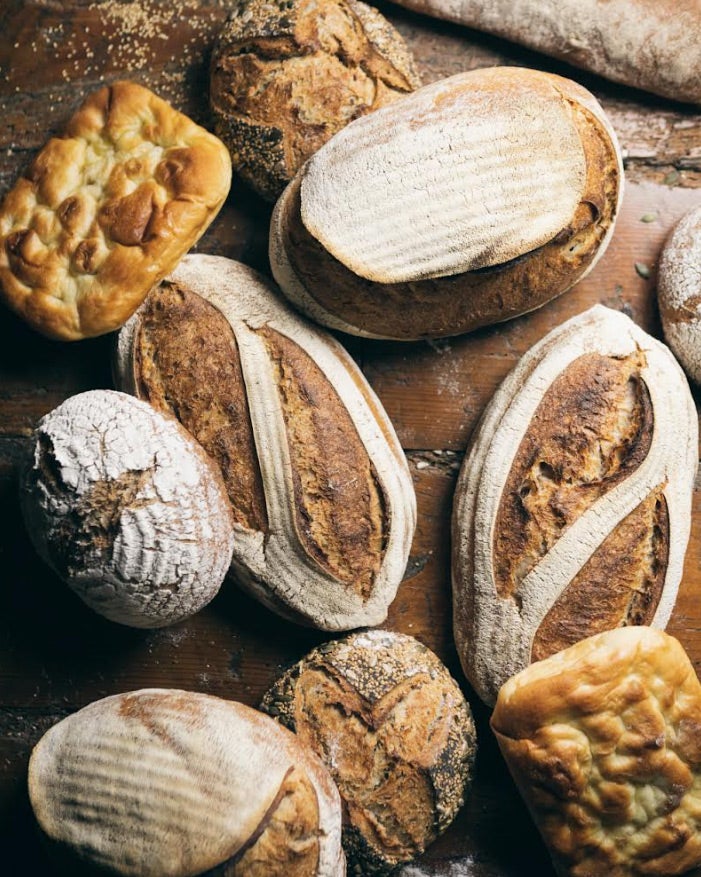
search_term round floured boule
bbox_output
[270,66,623,340]
[210,0,421,201]
[658,204,701,384]
[452,305,698,706]
[21,389,235,628]
[114,254,416,631]
[261,630,476,875]
[28,688,345,876]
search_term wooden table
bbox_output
[1,2,700,874]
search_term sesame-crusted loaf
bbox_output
[210,0,420,201]
[261,630,476,875]
[492,627,701,877]
[0,81,231,340]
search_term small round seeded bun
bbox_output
[260,630,476,875]
[658,204,701,384]
[209,0,421,201]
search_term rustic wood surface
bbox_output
[1,1,701,874]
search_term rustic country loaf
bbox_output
[0,81,231,340]
[270,67,623,340]
[452,305,697,706]
[492,627,701,877]
[390,0,701,106]
[21,390,235,628]
[114,254,416,630]
[210,0,421,201]
[658,204,701,385]
[28,689,345,876]
[261,630,476,875]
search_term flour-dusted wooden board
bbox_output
[1,1,701,875]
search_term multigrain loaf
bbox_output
[28,689,345,876]
[492,627,701,877]
[452,306,697,705]
[390,0,701,106]
[20,390,235,628]
[658,204,701,384]
[261,630,476,875]
[270,67,623,340]
[210,0,421,201]
[0,81,231,340]
[114,254,416,630]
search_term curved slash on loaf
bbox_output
[115,254,416,631]
[452,305,698,706]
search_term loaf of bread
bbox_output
[28,689,345,876]
[20,390,235,628]
[492,627,701,877]
[658,205,701,384]
[391,0,701,106]
[114,254,416,630]
[270,67,622,340]
[210,0,420,201]
[0,81,231,340]
[261,630,476,875]
[452,305,697,705]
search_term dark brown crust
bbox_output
[258,326,387,596]
[209,0,420,200]
[132,281,268,533]
[260,631,476,874]
[531,491,670,662]
[279,97,619,339]
[493,351,655,600]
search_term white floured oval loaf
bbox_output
[390,0,701,106]
[28,688,345,876]
[270,67,623,340]
[452,305,698,706]
[20,389,235,628]
[114,254,416,631]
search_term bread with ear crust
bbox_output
[269,67,622,340]
[390,0,701,105]
[492,627,701,877]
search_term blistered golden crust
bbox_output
[492,627,701,877]
[0,81,231,341]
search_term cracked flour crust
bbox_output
[20,389,235,628]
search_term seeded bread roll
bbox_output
[210,0,420,201]
[114,254,416,631]
[492,627,701,877]
[21,390,235,628]
[452,306,697,705]
[261,630,476,875]
[270,67,622,340]
[29,689,345,876]
[0,81,231,340]
[658,204,701,385]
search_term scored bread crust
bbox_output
[270,67,622,340]
[451,306,698,706]
[492,627,701,877]
[0,81,231,341]
[28,689,345,876]
[114,254,416,631]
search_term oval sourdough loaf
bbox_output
[21,390,235,628]
[492,627,701,877]
[390,0,701,106]
[0,80,231,340]
[210,0,421,201]
[28,689,345,876]
[270,67,623,340]
[452,305,698,706]
[261,630,476,875]
[658,204,701,385]
[114,254,416,630]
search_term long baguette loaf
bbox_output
[390,0,701,105]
